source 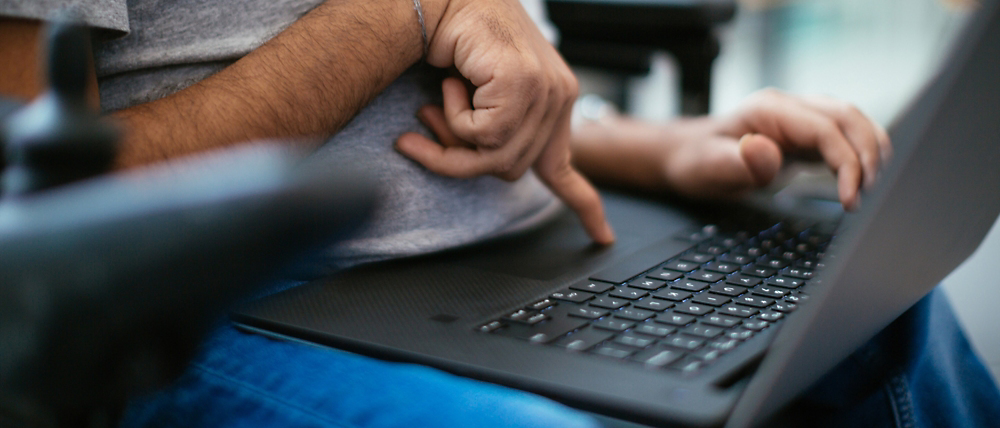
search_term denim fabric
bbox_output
[120,288,999,428]
[769,287,1000,428]
[119,324,599,428]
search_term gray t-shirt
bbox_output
[2,0,561,275]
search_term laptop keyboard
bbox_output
[477,221,832,376]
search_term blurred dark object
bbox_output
[2,17,117,197]
[547,0,737,115]
[0,16,378,428]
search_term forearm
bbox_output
[113,0,447,168]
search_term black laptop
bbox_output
[232,2,1000,426]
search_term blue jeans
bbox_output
[120,288,999,427]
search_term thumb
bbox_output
[738,133,783,187]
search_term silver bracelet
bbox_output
[412,0,429,57]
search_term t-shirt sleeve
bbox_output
[0,0,128,35]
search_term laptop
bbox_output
[231,2,1000,426]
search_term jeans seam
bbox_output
[191,362,357,428]
[884,370,915,428]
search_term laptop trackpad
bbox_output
[454,194,696,282]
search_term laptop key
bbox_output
[662,335,705,351]
[628,278,667,291]
[705,262,740,274]
[742,266,776,278]
[478,320,504,333]
[720,304,758,318]
[682,325,724,339]
[569,280,615,294]
[766,277,804,289]
[692,294,731,307]
[653,289,692,301]
[734,295,774,308]
[719,253,754,265]
[551,289,594,303]
[663,260,699,273]
[525,313,549,325]
[647,270,683,282]
[633,298,672,312]
[593,318,635,332]
[692,348,723,362]
[696,244,728,255]
[634,322,676,338]
[796,259,819,269]
[673,302,713,316]
[671,280,711,293]
[632,347,684,367]
[757,256,789,270]
[752,286,788,299]
[702,314,741,328]
[726,275,762,287]
[614,333,656,348]
[555,328,614,351]
[726,329,754,340]
[504,309,539,323]
[781,267,814,280]
[688,270,725,283]
[758,311,784,322]
[614,308,655,322]
[654,312,695,326]
[529,299,556,311]
[742,320,769,331]
[773,302,798,313]
[609,287,649,300]
[681,252,714,263]
[707,338,741,352]
[498,317,588,343]
[568,307,610,320]
[590,296,629,310]
[592,344,636,359]
[710,283,748,297]
[784,294,808,304]
[670,357,705,375]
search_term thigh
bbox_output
[771,287,1000,428]
[120,325,598,428]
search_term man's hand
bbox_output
[394,0,614,244]
[571,89,892,211]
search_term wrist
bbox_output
[418,0,450,50]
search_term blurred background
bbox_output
[575,0,999,383]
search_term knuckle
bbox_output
[563,71,580,101]
[817,119,841,142]
[754,87,785,103]
[838,102,862,120]
[539,157,573,184]
[477,132,506,149]
[519,65,544,92]
[493,153,518,175]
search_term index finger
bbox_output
[533,122,615,245]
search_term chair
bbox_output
[546,0,737,115]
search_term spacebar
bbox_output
[590,239,694,284]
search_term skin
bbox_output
[1,1,890,245]
[0,0,614,244]
[567,89,893,210]
[416,87,891,212]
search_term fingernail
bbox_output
[602,222,616,245]
[738,133,754,145]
